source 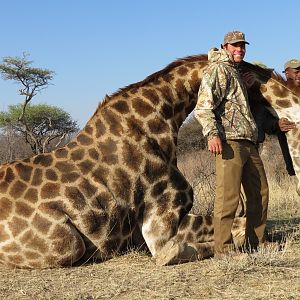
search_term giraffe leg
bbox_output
[154,214,215,266]
[141,212,215,266]
[36,221,86,268]
[155,239,214,266]
[142,213,246,266]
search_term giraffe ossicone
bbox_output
[0,55,299,268]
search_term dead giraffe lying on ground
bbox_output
[0,55,299,268]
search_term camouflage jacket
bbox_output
[194,48,258,143]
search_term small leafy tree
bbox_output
[0,53,79,155]
[0,53,55,121]
[0,103,79,155]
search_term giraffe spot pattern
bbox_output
[79,178,97,197]
[78,160,95,174]
[70,149,85,161]
[102,109,123,136]
[4,167,15,184]
[8,254,24,265]
[92,166,109,185]
[26,234,48,253]
[67,141,78,149]
[95,119,106,137]
[33,155,53,167]
[2,242,21,253]
[9,180,27,198]
[8,217,28,237]
[41,183,60,199]
[122,140,143,171]
[0,224,10,242]
[144,160,167,183]
[24,250,41,260]
[15,163,33,182]
[126,117,145,141]
[112,168,132,200]
[31,169,43,186]
[88,148,99,160]
[151,180,168,197]
[77,134,93,146]
[81,210,108,235]
[55,148,69,159]
[275,99,292,108]
[142,89,160,105]
[177,66,189,76]
[111,100,130,114]
[55,161,76,173]
[132,97,155,117]
[160,103,173,119]
[0,197,13,220]
[15,201,34,218]
[45,169,58,181]
[148,117,169,134]
[84,124,93,135]
[0,182,9,193]
[61,172,80,183]
[32,213,52,234]
[65,186,87,210]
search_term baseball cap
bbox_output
[283,59,300,71]
[223,31,249,45]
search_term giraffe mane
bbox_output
[111,54,208,97]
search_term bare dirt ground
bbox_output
[0,219,299,300]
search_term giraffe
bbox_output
[0,55,298,269]
[0,55,246,268]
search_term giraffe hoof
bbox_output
[155,241,181,266]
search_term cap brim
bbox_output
[284,64,300,71]
[227,39,249,45]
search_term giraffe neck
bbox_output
[81,57,208,145]
[247,64,300,193]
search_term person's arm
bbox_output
[194,64,227,154]
[264,109,296,134]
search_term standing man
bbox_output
[283,59,300,87]
[194,31,268,256]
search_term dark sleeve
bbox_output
[277,132,296,176]
[263,109,280,134]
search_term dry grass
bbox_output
[0,240,299,300]
[0,137,299,299]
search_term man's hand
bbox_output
[278,118,296,132]
[208,136,222,155]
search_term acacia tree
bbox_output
[0,53,79,155]
[0,103,79,155]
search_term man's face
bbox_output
[224,42,246,63]
[285,68,300,87]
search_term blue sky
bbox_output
[0,1,299,128]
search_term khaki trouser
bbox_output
[214,139,269,253]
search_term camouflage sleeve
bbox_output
[194,63,228,137]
